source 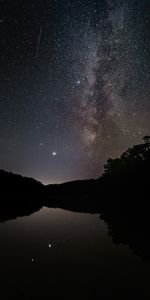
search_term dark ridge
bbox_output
[0,170,44,222]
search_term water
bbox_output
[0,207,150,299]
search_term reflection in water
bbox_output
[1,201,150,264]
[100,210,150,265]
[0,205,42,223]
[0,207,150,299]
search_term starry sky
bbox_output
[0,0,149,184]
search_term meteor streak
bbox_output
[35,26,43,57]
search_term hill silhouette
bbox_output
[0,169,44,202]
[0,136,150,262]
[0,170,44,222]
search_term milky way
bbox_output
[77,0,150,176]
[0,0,149,183]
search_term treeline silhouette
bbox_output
[0,170,44,222]
[98,136,150,263]
[0,136,150,262]
[101,135,150,194]
[45,136,150,209]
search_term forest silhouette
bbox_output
[0,136,150,262]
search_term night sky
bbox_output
[0,0,149,184]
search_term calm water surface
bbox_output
[0,207,150,299]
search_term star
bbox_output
[52,152,57,156]
[76,80,81,85]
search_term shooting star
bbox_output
[35,26,43,58]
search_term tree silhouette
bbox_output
[143,136,150,144]
[103,137,150,181]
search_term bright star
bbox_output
[52,152,57,156]
[76,80,81,85]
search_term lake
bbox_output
[0,206,150,299]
